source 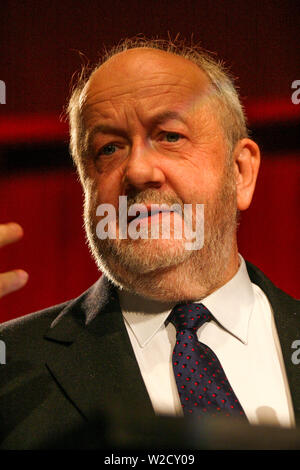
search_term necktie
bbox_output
[169,303,247,420]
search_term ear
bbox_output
[233,138,261,211]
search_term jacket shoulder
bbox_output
[0,300,71,336]
[0,300,73,363]
[245,260,299,309]
[0,277,105,357]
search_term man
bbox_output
[0,38,299,449]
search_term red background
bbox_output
[0,0,299,322]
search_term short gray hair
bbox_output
[67,37,248,179]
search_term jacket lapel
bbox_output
[44,276,154,424]
[246,261,300,425]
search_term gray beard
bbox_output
[83,163,238,301]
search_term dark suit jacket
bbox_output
[0,261,299,449]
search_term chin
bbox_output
[106,237,193,274]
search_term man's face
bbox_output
[79,48,238,300]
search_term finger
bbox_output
[0,223,24,248]
[0,270,29,298]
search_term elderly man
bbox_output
[0,39,299,449]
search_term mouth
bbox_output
[127,204,180,224]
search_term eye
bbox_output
[162,132,182,143]
[98,143,117,156]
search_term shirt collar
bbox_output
[118,255,254,348]
[118,291,174,348]
[200,256,254,344]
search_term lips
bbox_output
[127,204,179,223]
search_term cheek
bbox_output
[87,168,123,208]
[165,154,223,204]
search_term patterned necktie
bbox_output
[169,303,247,420]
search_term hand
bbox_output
[0,223,29,298]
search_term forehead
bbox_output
[81,48,213,117]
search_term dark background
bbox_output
[0,0,299,322]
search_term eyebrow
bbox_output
[85,110,188,150]
[85,124,127,151]
[148,110,189,127]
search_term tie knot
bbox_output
[169,303,212,332]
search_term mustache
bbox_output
[125,189,184,213]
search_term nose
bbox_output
[122,139,166,192]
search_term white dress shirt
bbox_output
[118,256,295,428]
